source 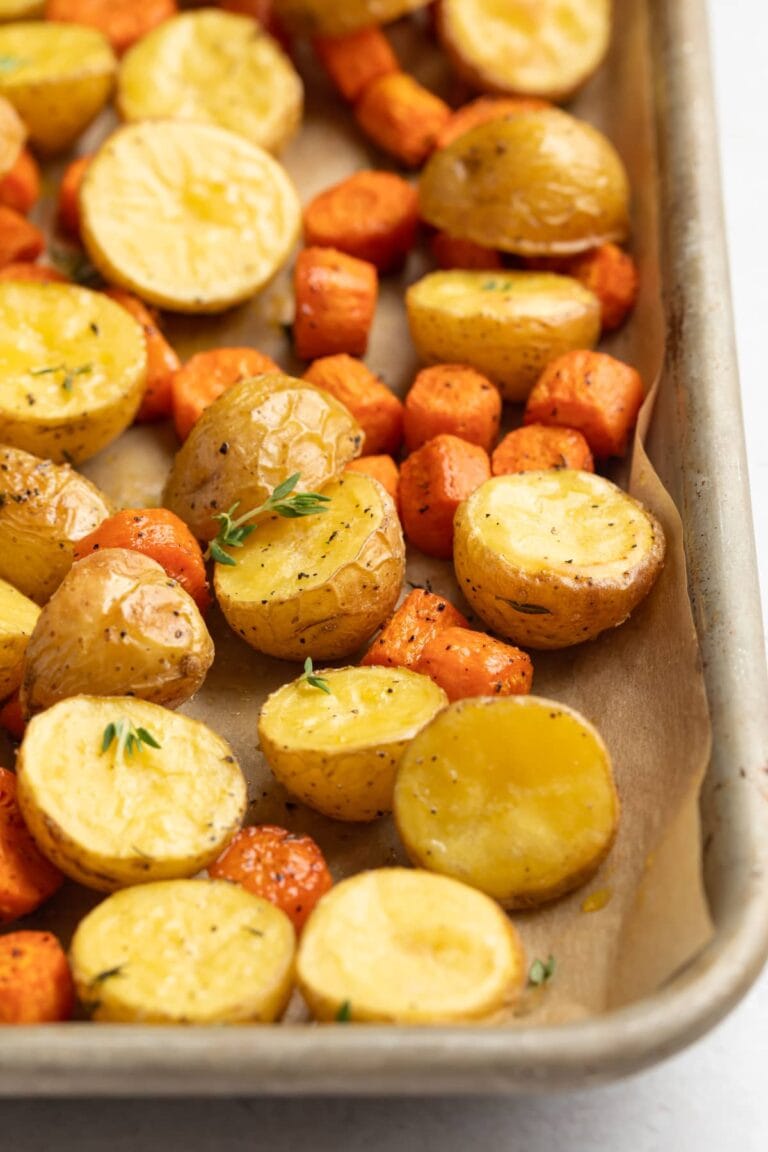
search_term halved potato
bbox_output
[274,0,431,36]
[0,282,148,464]
[80,120,301,313]
[0,578,39,698]
[0,94,24,176]
[21,548,214,715]
[297,868,524,1022]
[453,470,666,648]
[258,666,448,821]
[438,0,611,102]
[394,696,620,908]
[17,697,247,892]
[419,109,630,257]
[215,473,404,661]
[118,10,303,155]
[164,374,363,541]
[0,22,115,153]
[406,270,600,401]
[0,445,111,603]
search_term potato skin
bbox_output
[20,548,214,715]
[274,0,431,36]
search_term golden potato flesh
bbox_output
[17,697,246,892]
[419,109,630,257]
[215,473,405,662]
[297,868,524,1023]
[0,577,39,699]
[70,879,295,1021]
[258,666,448,822]
[0,94,24,177]
[0,445,111,604]
[453,470,666,648]
[164,374,363,541]
[274,0,432,36]
[406,270,600,401]
[20,548,214,715]
[394,696,619,908]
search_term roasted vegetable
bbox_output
[0,577,39,698]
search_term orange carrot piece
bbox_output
[525,243,639,331]
[293,247,378,360]
[355,73,451,168]
[303,354,403,455]
[0,931,74,1024]
[314,26,399,103]
[0,149,40,216]
[361,588,469,669]
[525,350,644,459]
[171,346,279,442]
[0,263,67,283]
[73,508,211,612]
[435,95,551,150]
[304,170,419,272]
[0,206,44,269]
[210,824,332,933]
[492,424,594,475]
[398,434,490,558]
[344,454,399,508]
[1,767,64,925]
[404,364,501,453]
[105,288,180,423]
[0,693,25,741]
[430,232,503,271]
[44,0,179,54]
[57,154,92,239]
[414,626,533,702]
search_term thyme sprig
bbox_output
[30,362,92,393]
[206,473,331,566]
[528,955,556,987]
[301,657,331,695]
[101,719,162,765]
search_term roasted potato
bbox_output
[215,473,405,661]
[164,374,363,541]
[0,94,24,177]
[274,0,431,36]
[70,879,295,1023]
[406,271,600,401]
[17,697,247,892]
[394,697,620,908]
[0,445,111,604]
[20,548,214,715]
[453,470,666,648]
[258,665,448,821]
[118,10,303,156]
[419,110,630,257]
[438,0,611,102]
[297,868,525,1022]
[80,121,301,314]
[0,283,148,465]
[0,577,38,699]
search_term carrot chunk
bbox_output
[210,824,332,933]
[404,364,501,453]
[0,931,74,1024]
[0,692,25,741]
[293,247,378,360]
[414,626,533,702]
[436,96,551,150]
[430,232,503,271]
[57,154,93,239]
[399,434,491,559]
[355,73,451,168]
[0,149,40,216]
[314,26,399,103]
[361,588,469,669]
[171,346,279,442]
[525,350,644,459]
[1,768,64,925]
[525,243,639,331]
[105,289,181,423]
[0,263,68,283]
[304,170,419,272]
[344,454,399,507]
[44,0,179,54]
[0,206,44,269]
[492,424,594,475]
[303,354,403,455]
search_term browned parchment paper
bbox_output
[5,0,713,1023]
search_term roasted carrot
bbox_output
[303,354,403,455]
[1,767,64,925]
[525,243,639,331]
[344,454,400,508]
[414,626,533,702]
[0,693,25,741]
[355,73,451,168]
[525,350,644,459]
[303,170,419,273]
[293,247,378,360]
[314,26,399,103]
[73,508,211,613]
[209,824,332,933]
[0,263,68,283]
[399,434,490,558]
[492,424,594,475]
[57,154,92,239]
[404,364,501,453]
[361,588,469,669]
[44,0,179,54]
[0,206,44,269]
[430,232,503,272]
[105,288,180,423]
[0,149,40,216]
[436,96,551,150]
[171,346,279,442]
[0,931,74,1024]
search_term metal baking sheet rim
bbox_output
[2,0,768,1095]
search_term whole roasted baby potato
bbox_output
[273,0,432,36]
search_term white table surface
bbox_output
[3,1,767,1147]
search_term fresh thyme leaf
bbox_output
[101,722,117,754]
[0,55,23,74]
[208,539,237,566]
[135,727,161,750]
[528,955,556,987]
[301,657,331,695]
[48,245,102,287]
[30,362,92,393]
[93,966,124,985]
[205,476,330,565]
[335,1000,352,1022]
[499,599,553,615]
[270,472,301,502]
[101,718,162,763]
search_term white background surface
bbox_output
[3,0,768,1147]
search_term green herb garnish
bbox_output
[500,599,553,616]
[301,657,331,695]
[101,719,162,764]
[93,966,124,985]
[48,245,102,287]
[205,473,331,566]
[30,362,92,393]
[335,1000,352,1022]
[528,955,556,987]
[0,55,23,74]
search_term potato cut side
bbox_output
[0,283,148,464]
[70,879,295,1022]
[274,0,432,36]
[395,697,619,908]
[215,473,404,661]
[258,666,448,821]
[17,697,246,892]
[80,121,301,313]
[118,10,303,155]
[438,0,611,101]
[297,868,524,1022]
[453,470,665,648]
[0,577,39,698]
[406,271,600,401]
